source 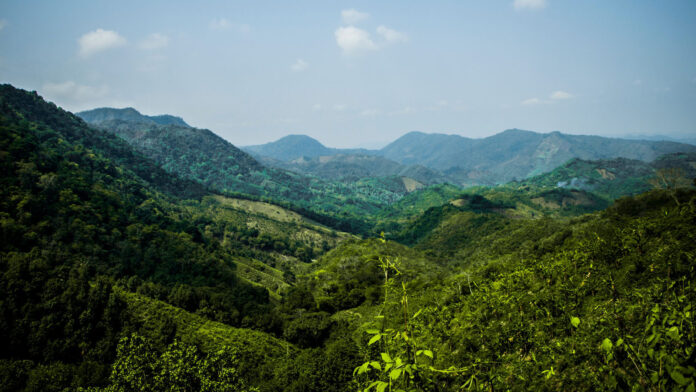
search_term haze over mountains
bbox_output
[78,107,696,190]
[245,129,696,186]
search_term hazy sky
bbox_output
[1,1,695,147]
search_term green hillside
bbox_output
[254,151,452,185]
[78,111,428,234]
[0,85,357,391]
[2,84,695,391]
[520,154,696,201]
[379,130,696,185]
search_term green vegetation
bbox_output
[379,130,696,185]
[78,113,421,235]
[520,154,696,201]
[2,85,695,391]
[256,152,451,186]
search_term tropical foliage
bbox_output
[1,85,695,391]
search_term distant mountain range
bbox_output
[622,134,696,146]
[245,136,452,185]
[246,130,696,186]
[78,107,696,191]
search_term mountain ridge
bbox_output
[243,134,372,161]
[78,107,190,127]
[244,128,696,186]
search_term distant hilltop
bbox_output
[77,107,190,128]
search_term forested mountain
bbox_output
[78,109,267,190]
[244,134,456,185]
[2,84,695,391]
[0,85,355,391]
[243,134,371,161]
[78,110,427,234]
[256,153,452,185]
[379,129,696,185]
[244,129,696,187]
[520,152,696,200]
[78,107,190,127]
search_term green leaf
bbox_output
[649,371,659,384]
[423,350,434,359]
[666,326,680,341]
[601,338,613,352]
[381,352,392,363]
[390,368,402,380]
[365,381,381,391]
[375,382,388,392]
[570,316,580,328]
[616,338,624,347]
[686,382,695,392]
[366,329,380,335]
[370,361,382,371]
[368,334,381,346]
[357,362,370,375]
[670,369,690,386]
[353,364,370,376]
[412,309,423,319]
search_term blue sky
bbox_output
[1,0,695,147]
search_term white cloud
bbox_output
[139,33,169,50]
[514,0,547,10]
[78,29,126,57]
[42,81,109,102]
[291,59,308,72]
[335,26,377,54]
[550,90,573,100]
[210,18,249,33]
[333,104,347,111]
[341,9,369,24]
[377,25,407,44]
[521,98,544,105]
[312,104,322,111]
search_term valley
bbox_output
[1,84,695,392]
